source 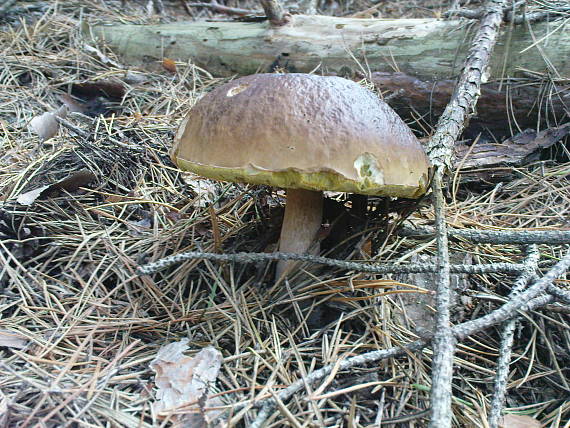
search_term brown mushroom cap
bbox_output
[171,73,430,198]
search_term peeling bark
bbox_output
[86,16,569,82]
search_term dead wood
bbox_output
[453,123,570,178]
[185,2,258,16]
[371,72,569,135]
[85,16,569,82]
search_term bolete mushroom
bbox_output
[171,73,430,279]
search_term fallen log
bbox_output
[86,16,569,133]
[371,72,569,136]
[86,15,569,80]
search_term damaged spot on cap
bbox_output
[354,152,384,186]
[172,73,430,198]
[227,84,249,97]
[175,115,190,141]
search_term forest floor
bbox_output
[0,0,569,427]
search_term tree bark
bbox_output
[87,16,569,81]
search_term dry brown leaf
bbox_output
[499,414,541,428]
[162,58,177,73]
[71,80,126,100]
[54,170,97,193]
[29,105,68,141]
[150,339,224,426]
[59,93,88,114]
[16,169,97,206]
[0,330,28,349]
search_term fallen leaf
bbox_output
[29,105,68,141]
[54,170,97,193]
[59,94,88,114]
[16,169,97,206]
[162,58,177,73]
[16,185,51,206]
[71,80,126,100]
[70,80,126,117]
[0,330,28,349]
[83,44,124,68]
[499,414,541,428]
[360,239,372,257]
[150,339,225,426]
[183,174,220,207]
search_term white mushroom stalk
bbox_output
[276,189,323,280]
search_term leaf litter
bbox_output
[151,339,226,427]
[0,1,569,427]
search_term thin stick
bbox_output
[245,250,570,425]
[185,1,258,16]
[427,1,507,425]
[429,170,455,427]
[259,0,290,25]
[399,226,570,245]
[136,250,527,276]
[488,245,539,428]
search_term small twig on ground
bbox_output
[428,172,455,428]
[259,0,291,25]
[488,245,539,428]
[455,249,570,340]
[444,1,569,23]
[427,0,507,169]
[426,0,507,425]
[244,249,570,425]
[136,250,527,276]
[399,226,570,244]
[185,1,258,16]
[546,283,570,304]
[56,117,90,139]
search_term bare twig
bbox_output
[136,250,526,276]
[399,226,570,244]
[427,0,507,169]
[427,0,507,425]
[488,245,539,428]
[259,0,291,25]
[546,283,570,304]
[245,250,570,424]
[445,1,570,23]
[185,1,258,16]
[428,173,455,428]
[454,249,570,340]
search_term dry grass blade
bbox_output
[0,1,569,427]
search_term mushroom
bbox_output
[171,73,430,279]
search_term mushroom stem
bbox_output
[276,188,324,280]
